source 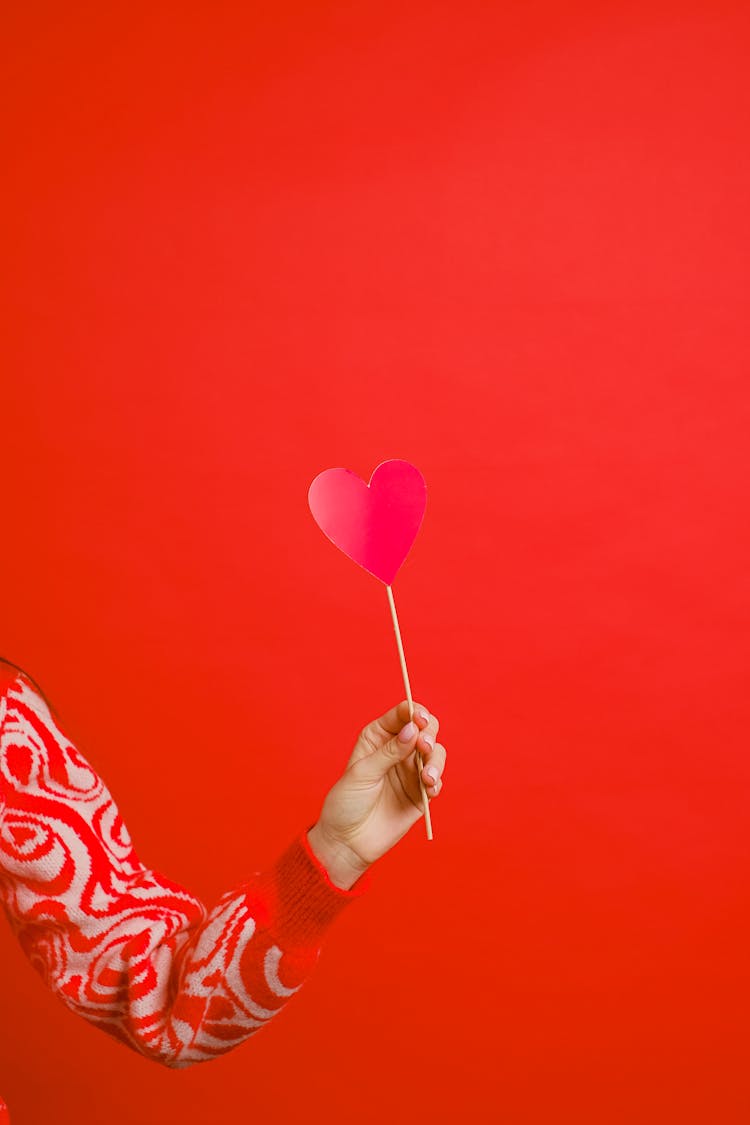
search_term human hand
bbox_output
[307,701,446,890]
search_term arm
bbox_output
[0,671,445,1068]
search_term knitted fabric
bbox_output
[0,668,363,1071]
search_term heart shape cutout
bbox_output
[308,460,426,585]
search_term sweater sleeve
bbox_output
[0,671,365,1068]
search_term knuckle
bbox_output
[384,737,402,760]
[359,724,380,754]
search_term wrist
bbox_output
[306,824,370,892]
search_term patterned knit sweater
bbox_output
[0,667,362,1072]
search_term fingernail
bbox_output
[398,721,418,743]
[426,766,439,784]
[415,706,430,723]
[422,734,435,750]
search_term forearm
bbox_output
[0,673,359,1067]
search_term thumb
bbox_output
[354,720,420,784]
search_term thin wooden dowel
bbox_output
[386,584,433,841]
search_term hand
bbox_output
[307,701,446,890]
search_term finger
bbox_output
[367,700,438,741]
[412,703,439,739]
[367,700,414,738]
[420,741,446,793]
[417,718,441,758]
[425,775,444,799]
[419,735,445,771]
[352,719,421,784]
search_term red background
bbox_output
[2,2,749,1122]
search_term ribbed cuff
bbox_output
[270,832,370,948]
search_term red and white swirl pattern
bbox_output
[0,672,349,1068]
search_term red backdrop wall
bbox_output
[2,2,749,1123]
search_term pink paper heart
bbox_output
[308,460,427,585]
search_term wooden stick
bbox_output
[386,584,433,841]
